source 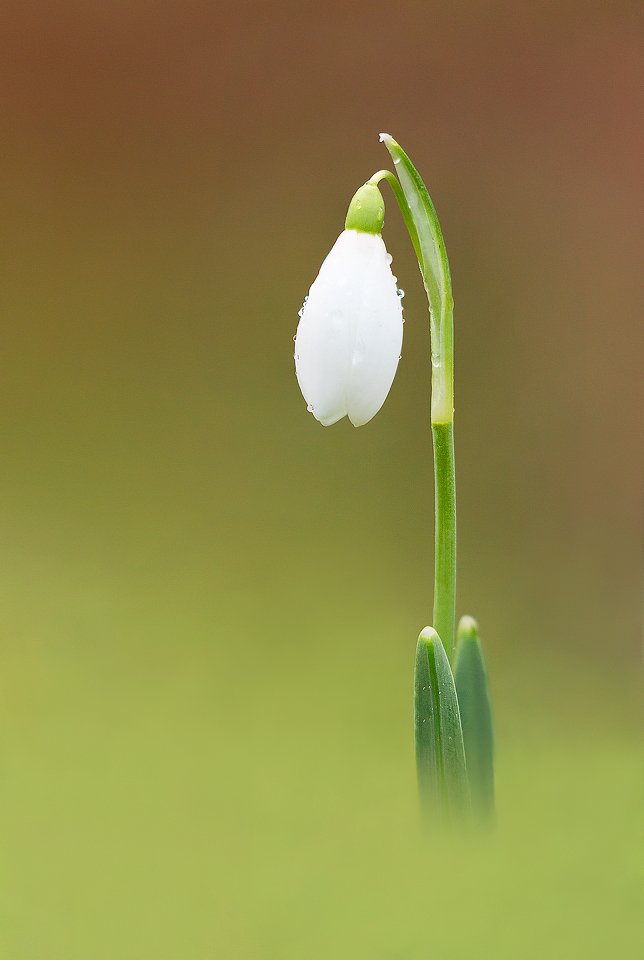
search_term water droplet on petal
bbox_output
[385,253,393,264]
[431,351,440,367]
[397,288,405,299]
[307,404,315,412]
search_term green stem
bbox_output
[432,423,456,659]
[376,136,457,657]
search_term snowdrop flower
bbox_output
[294,183,403,426]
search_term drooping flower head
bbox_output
[294,183,403,426]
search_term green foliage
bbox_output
[380,137,496,830]
[454,615,495,823]
[414,627,470,824]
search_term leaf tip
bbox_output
[419,625,440,644]
[457,615,479,643]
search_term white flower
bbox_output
[294,228,403,426]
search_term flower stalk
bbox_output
[379,135,456,659]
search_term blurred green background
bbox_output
[0,1,641,957]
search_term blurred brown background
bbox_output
[0,2,641,957]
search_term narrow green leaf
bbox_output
[414,627,470,824]
[454,615,495,824]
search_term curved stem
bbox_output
[367,170,423,267]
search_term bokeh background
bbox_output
[0,1,642,957]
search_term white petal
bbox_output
[345,233,403,426]
[294,230,403,426]
[294,231,359,425]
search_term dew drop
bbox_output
[397,288,405,299]
[431,351,440,367]
[385,253,393,264]
[307,403,315,412]
[297,308,304,317]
